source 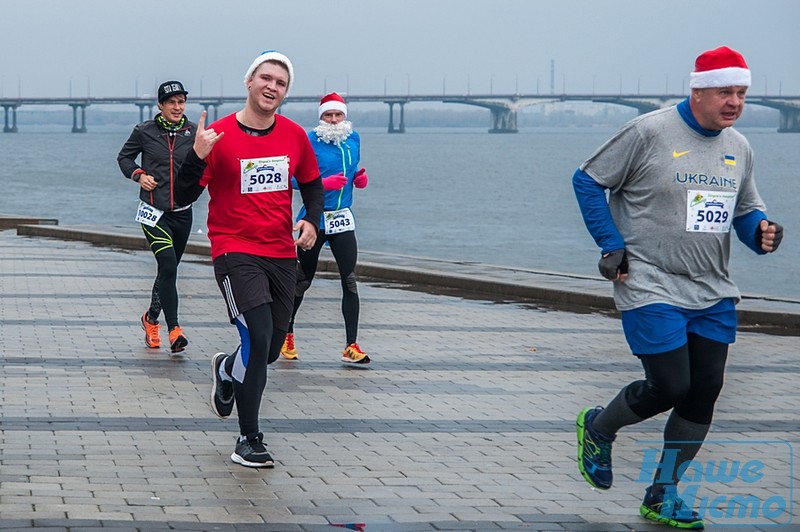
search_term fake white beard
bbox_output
[313,120,353,145]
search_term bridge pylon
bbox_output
[2,104,19,133]
[135,103,154,123]
[386,101,406,133]
[778,107,800,133]
[200,102,222,123]
[489,107,518,133]
[69,104,88,133]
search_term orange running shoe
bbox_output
[141,311,161,348]
[169,326,188,353]
[280,333,299,360]
[342,342,370,364]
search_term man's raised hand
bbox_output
[193,111,224,159]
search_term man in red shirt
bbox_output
[176,50,323,468]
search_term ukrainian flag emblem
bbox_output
[724,154,736,166]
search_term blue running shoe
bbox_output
[576,406,614,490]
[640,485,704,529]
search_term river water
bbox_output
[1,123,796,300]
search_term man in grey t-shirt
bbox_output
[572,46,783,529]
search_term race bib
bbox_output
[240,156,290,194]
[685,189,736,233]
[135,200,163,227]
[324,208,355,234]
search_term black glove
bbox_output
[756,220,783,252]
[598,249,628,280]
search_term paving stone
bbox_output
[1,228,798,530]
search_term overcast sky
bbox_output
[2,0,799,100]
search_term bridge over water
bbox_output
[2,93,799,133]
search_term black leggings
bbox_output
[142,208,192,330]
[225,303,285,436]
[289,228,360,345]
[625,333,729,425]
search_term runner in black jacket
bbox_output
[117,80,197,354]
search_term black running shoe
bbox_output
[231,432,274,468]
[640,485,704,529]
[210,352,234,419]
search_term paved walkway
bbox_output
[13,221,800,334]
[1,225,798,531]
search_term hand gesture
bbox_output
[138,172,157,192]
[293,219,318,251]
[598,249,628,281]
[322,172,348,191]
[353,167,369,189]
[193,111,224,159]
[758,219,783,253]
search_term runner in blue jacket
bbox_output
[282,92,371,364]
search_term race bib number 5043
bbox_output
[324,208,355,234]
[240,156,290,194]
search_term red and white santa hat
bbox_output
[243,50,294,94]
[318,92,347,118]
[689,46,751,89]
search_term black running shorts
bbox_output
[212,252,296,328]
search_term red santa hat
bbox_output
[689,46,751,89]
[318,92,347,118]
[243,50,294,94]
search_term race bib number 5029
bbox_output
[685,189,736,233]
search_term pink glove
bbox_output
[322,173,347,191]
[353,168,369,189]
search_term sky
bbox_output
[2,0,800,100]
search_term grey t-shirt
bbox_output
[580,106,766,311]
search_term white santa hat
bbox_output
[318,92,347,118]
[243,50,294,94]
[689,46,751,89]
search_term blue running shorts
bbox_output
[620,298,737,355]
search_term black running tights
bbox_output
[289,228,360,345]
[228,303,285,436]
[142,209,192,330]
[625,333,729,425]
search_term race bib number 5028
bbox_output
[135,200,163,227]
[240,156,290,194]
